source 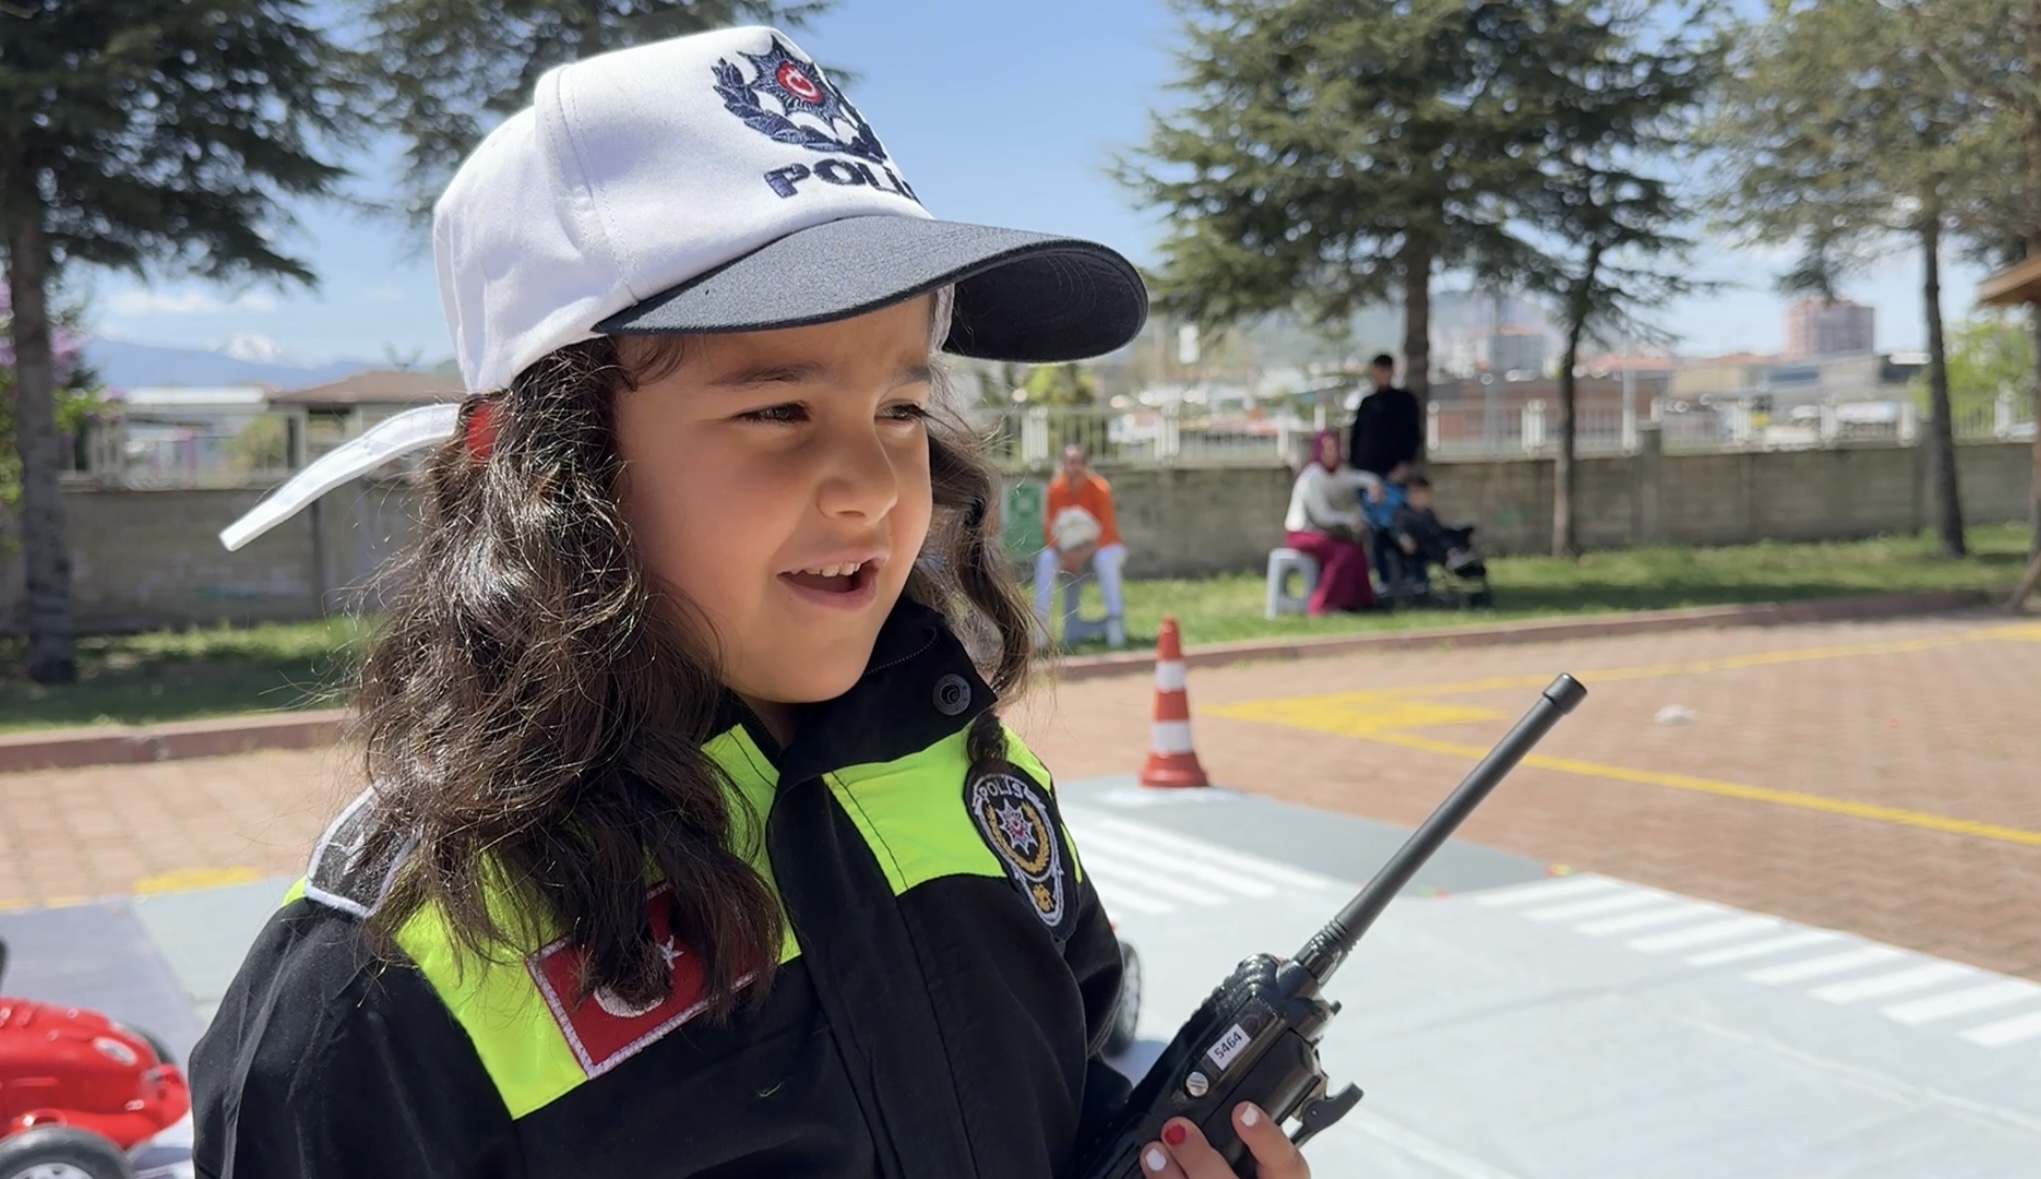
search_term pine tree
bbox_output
[0,0,356,682]
[1118,0,1593,424]
[1517,1,1721,557]
[1713,0,1988,557]
[1884,0,2041,560]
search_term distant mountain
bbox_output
[79,335,435,392]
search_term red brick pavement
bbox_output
[4,613,2037,982]
[1014,611,2041,982]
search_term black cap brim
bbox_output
[595,215,1149,363]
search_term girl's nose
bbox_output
[816,425,901,521]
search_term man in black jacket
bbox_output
[1347,353,1421,479]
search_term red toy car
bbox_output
[0,937,190,1179]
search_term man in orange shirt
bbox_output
[1035,444,1127,647]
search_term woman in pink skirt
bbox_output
[1283,430,1384,614]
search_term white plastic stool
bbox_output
[1265,548,1320,619]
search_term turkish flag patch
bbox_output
[526,885,712,1077]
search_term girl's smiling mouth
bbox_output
[780,556,883,608]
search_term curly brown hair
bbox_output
[347,320,1034,1017]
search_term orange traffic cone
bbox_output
[1139,616,1210,789]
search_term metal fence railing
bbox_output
[970,403,1306,471]
[971,391,2036,473]
[47,393,2038,490]
[63,413,301,490]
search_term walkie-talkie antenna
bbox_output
[1293,673,1587,984]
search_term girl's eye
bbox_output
[739,403,808,424]
[884,403,930,424]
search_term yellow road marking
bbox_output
[1217,696,1505,733]
[1361,729,2041,849]
[133,866,261,895]
[1382,624,2027,702]
[1208,620,2041,848]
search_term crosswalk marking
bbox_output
[1089,879,1173,916]
[1882,980,2041,1026]
[1085,858,1228,906]
[1687,930,1841,966]
[1064,809,1343,892]
[1061,808,1344,917]
[1628,915,1779,952]
[1468,872,2041,1054]
[1959,1009,2041,1048]
[1471,876,1616,908]
[1810,963,1976,1004]
[1073,827,1279,898]
[1577,902,1726,938]
[1746,947,1906,985]
[1524,891,1667,922]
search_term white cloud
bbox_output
[108,289,223,316]
[104,287,277,317]
[219,333,299,364]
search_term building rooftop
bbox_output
[118,385,271,406]
[1979,255,2041,306]
[269,368,465,407]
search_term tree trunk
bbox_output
[1553,279,1594,560]
[1400,238,1432,457]
[5,194,79,683]
[1919,217,1965,557]
[1553,336,1581,558]
[2031,298,2041,561]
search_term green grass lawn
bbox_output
[1054,521,2034,652]
[0,617,373,734]
[1,524,2028,733]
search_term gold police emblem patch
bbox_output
[965,768,1076,939]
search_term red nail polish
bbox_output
[1162,1123,1187,1147]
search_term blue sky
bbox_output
[74,0,1993,367]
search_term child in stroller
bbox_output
[1373,475,1494,607]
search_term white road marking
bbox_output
[1628,915,1780,952]
[1073,826,1279,898]
[1062,808,1345,917]
[1882,980,2041,1026]
[1524,891,1667,922]
[1687,930,1841,967]
[1471,876,1618,908]
[1810,963,1978,1005]
[1959,1010,2041,1048]
[1577,902,1727,938]
[1746,947,1906,985]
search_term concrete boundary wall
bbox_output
[1,441,2031,633]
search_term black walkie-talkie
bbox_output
[1075,674,1588,1178]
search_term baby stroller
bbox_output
[1374,515,1493,609]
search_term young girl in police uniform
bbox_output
[190,25,1309,1179]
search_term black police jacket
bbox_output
[189,600,1131,1177]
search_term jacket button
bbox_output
[933,674,972,716]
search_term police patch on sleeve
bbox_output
[965,767,1078,942]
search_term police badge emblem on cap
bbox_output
[711,36,915,203]
[966,767,1078,942]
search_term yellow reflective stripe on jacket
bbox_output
[1002,726,1085,882]
[390,722,803,1119]
[394,880,579,1120]
[291,721,1063,1120]
[825,723,1081,894]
